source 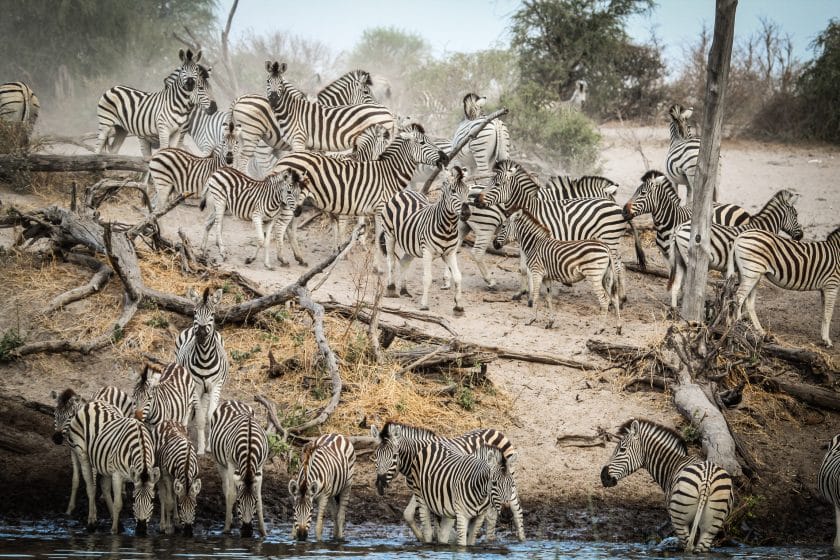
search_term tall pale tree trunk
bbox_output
[681,0,738,321]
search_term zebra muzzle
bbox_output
[225,153,234,165]
[183,523,193,537]
[600,466,617,487]
[51,431,64,445]
[295,526,309,541]
[375,475,388,496]
[621,204,634,221]
[135,519,148,536]
[240,522,254,537]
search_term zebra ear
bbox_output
[506,451,519,468]
[682,107,693,120]
[390,424,402,439]
[604,185,619,197]
[179,49,186,63]
[51,390,59,400]
[192,478,202,496]
[309,480,321,496]
[265,60,273,73]
[629,419,640,435]
[150,467,161,485]
[288,479,298,496]
[210,288,224,307]
[174,479,185,496]
[279,62,288,74]
[187,287,201,305]
[369,425,380,440]
[194,50,202,63]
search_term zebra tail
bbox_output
[725,243,737,279]
[629,222,647,271]
[605,253,622,321]
[686,483,710,553]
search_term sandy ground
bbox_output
[0,125,839,543]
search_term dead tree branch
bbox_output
[42,253,113,315]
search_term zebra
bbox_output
[410,441,517,546]
[370,421,525,543]
[450,93,510,175]
[732,227,840,347]
[315,69,379,106]
[200,167,304,269]
[669,189,804,311]
[274,124,448,269]
[475,160,629,305]
[601,419,734,553]
[209,400,269,537]
[818,434,840,549]
[95,49,216,158]
[493,210,621,327]
[152,420,201,536]
[0,81,39,144]
[149,120,241,210]
[665,104,702,204]
[380,165,471,313]
[622,170,751,266]
[175,286,229,456]
[288,433,356,541]
[66,400,160,535]
[132,362,196,428]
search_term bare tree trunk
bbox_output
[681,0,738,322]
[220,0,241,96]
[0,154,148,177]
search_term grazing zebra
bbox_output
[0,81,40,142]
[149,120,241,210]
[476,160,629,304]
[370,421,525,543]
[95,49,216,158]
[732,227,840,347]
[274,124,448,268]
[622,170,751,265]
[601,419,734,553]
[669,189,804,311]
[411,442,517,546]
[152,421,201,536]
[175,286,229,456]
[288,434,356,541]
[200,167,304,269]
[66,401,160,535]
[818,434,840,549]
[380,165,471,313]
[451,93,510,175]
[493,210,621,326]
[209,400,269,537]
[132,362,196,428]
[664,104,702,204]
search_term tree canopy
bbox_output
[797,19,840,143]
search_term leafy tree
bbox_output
[345,27,431,81]
[797,20,840,143]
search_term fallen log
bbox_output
[42,253,113,314]
[0,153,148,176]
[625,262,670,279]
[762,342,836,380]
[763,377,840,412]
[389,345,496,370]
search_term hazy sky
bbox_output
[217,0,838,74]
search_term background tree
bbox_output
[796,20,840,143]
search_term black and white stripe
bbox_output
[669,189,804,310]
[601,419,734,553]
[200,167,304,269]
[0,81,40,130]
[66,401,159,535]
[315,69,379,106]
[152,420,201,536]
[380,165,470,312]
[209,400,269,537]
[494,210,620,325]
[288,433,356,541]
[451,93,510,175]
[132,362,196,428]
[733,227,840,347]
[175,287,229,456]
[95,49,216,158]
[665,104,701,203]
[149,120,240,210]
[819,434,840,549]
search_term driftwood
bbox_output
[33,134,97,152]
[762,342,835,380]
[625,262,670,279]
[390,345,496,371]
[42,253,113,315]
[762,378,840,412]
[0,153,148,177]
[555,428,614,448]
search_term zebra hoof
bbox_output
[296,258,308,266]
[385,285,399,298]
[400,287,411,296]
[441,285,451,291]
[278,260,290,268]
[527,300,533,308]
[420,305,430,311]
[86,523,96,533]
[545,321,555,329]
[245,257,255,265]
[487,283,497,291]
[453,306,464,315]
[824,339,834,349]
[512,293,523,301]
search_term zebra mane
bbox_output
[580,175,618,186]
[828,226,840,241]
[640,169,666,182]
[756,189,794,215]
[517,209,551,236]
[202,286,210,304]
[56,388,77,405]
[618,418,688,454]
[380,420,436,441]
[406,122,425,135]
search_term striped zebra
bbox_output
[274,124,448,269]
[209,400,269,537]
[95,49,216,158]
[149,120,240,210]
[132,362,196,428]
[732,227,840,347]
[66,400,160,535]
[410,442,517,546]
[380,165,471,313]
[175,286,229,456]
[665,104,701,203]
[493,210,621,326]
[451,93,510,175]
[669,189,804,311]
[315,69,379,105]
[152,421,201,536]
[622,170,750,265]
[601,419,734,553]
[370,421,525,543]
[0,81,40,143]
[476,160,629,304]
[288,433,356,541]
[200,167,304,269]
[818,434,840,549]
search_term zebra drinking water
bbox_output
[601,419,734,553]
[152,421,201,536]
[289,434,356,541]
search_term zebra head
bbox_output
[493,211,518,251]
[774,190,804,241]
[131,365,161,422]
[269,169,304,215]
[234,469,262,537]
[350,124,390,162]
[265,61,288,108]
[177,49,201,93]
[667,104,694,139]
[130,424,160,535]
[476,160,539,209]
[196,65,218,115]
[462,92,487,120]
[480,446,518,514]
[443,165,471,219]
[600,419,648,487]
[399,124,448,169]
[51,388,83,445]
[173,474,201,535]
[341,69,377,105]
[288,474,319,540]
[623,170,671,221]
[220,121,242,166]
[370,422,403,496]
[187,287,223,345]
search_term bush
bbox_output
[797,20,840,143]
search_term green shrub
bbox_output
[0,328,24,361]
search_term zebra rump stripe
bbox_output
[451,93,510,175]
[733,227,840,347]
[0,82,40,127]
[601,419,733,553]
[175,286,229,456]
[289,434,356,541]
[132,362,196,427]
[665,104,701,202]
[209,400,268,537]
[153,420,201,535]
[818,434,840,549]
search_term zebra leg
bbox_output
[273,215,292,267]
[527,272,543,326]
[263,218,277,270]
[285,216,307,266]
[108,473,124,535]
[158,474,170,535]
[335,486,351,539]
[614,252,628,306]
[670,255,686,315]
[744,284,765,336]
[246,214,267,267]
[398,254,415,297]
[95,122,113,154]
[420,250,434,311]
[455,512,469,546]
[66,448,80,515]
[256,479,267,537]
[194,389,209,456]
[468,513,485,545]
[834,506,840,549]
[204,385,223,455]
[510,486,526,542]
[437,516,455,544]
[821,286,837,348]
[315,494,328,541]
[544,280,557,329]
[79,455,98,531]
[200,211,215,258]
[100,475,115,519]
[591,272,611,314]
[220,465,235,533]
[414,495,433,543]
[470,245,497,289]
[214,203,227,260]
[444,251,464,314]
[153,181,172,213]
[512,252,529,301]
[383,232,399,298]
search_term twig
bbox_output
[310,222,366,292]
[393,345,449,377]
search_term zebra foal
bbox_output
[601,419,733,553]
[153,421,201,536]
[289,434,356,541]
[732,227,840,347]
[209,400,269,537]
